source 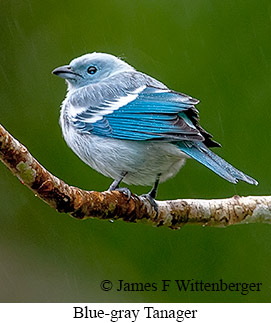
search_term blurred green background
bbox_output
[0,0,270,302]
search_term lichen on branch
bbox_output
[0,124,269,229]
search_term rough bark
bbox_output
[0,124,269,229]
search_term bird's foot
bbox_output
[140,193,159,215]
[111,187,132,200]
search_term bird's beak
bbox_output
[52,65,81,79]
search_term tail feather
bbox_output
[177,142,258,185]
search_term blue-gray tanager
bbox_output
[52,52,257,201]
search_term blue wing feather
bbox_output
[72,86,204,141]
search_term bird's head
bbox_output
[52,52,134,91]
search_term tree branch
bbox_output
[0,123,269,229]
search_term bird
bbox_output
[52,52,258,204]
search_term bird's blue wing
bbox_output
[72,86,205,141]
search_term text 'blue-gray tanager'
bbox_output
[52,52,258,201]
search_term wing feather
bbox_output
[72,86,218,145]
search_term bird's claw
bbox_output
[113,187,132,200]
[140,193,159,215]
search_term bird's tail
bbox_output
[177,141,258,185]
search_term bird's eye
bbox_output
[87,66,97,75]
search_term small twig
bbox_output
[0,124,269,229]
